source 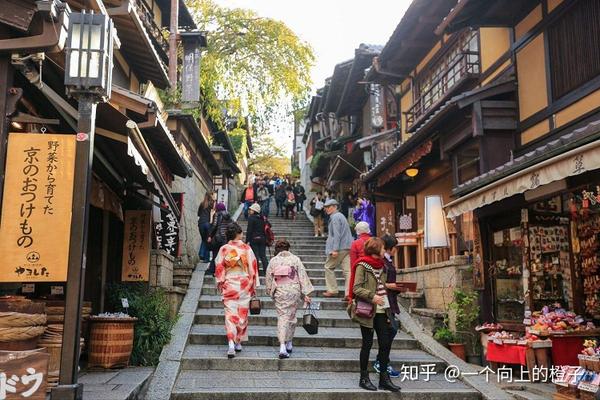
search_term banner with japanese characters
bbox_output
[0,348,49,399]
[121,210,152,282]
[0,133,76,282]
[154,193,182,257]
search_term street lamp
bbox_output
[52,11,114,400]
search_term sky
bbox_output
[213,0,412,152]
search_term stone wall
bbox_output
[171,172,212,268]
[397,256,473,311]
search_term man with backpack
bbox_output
[246,203,272,276]
[257,180,271,218]
[207,202,231,276]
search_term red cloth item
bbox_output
[486,343,527,365]
[551,336,585,367]
[348,255,384,301]
[350,233,371,267]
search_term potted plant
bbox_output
[449,289,481,363]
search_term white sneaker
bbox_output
[314,234,318,237]
[227,346,235,358]
[234,343,242,352]
[285,341,293,354]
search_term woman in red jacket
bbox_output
[350,221,372,267]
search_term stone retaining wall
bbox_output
[398,255,473,310]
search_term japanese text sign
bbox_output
[122,210,151,281]
[154,193,182,257]
[0,133,75,282]
[0,349,49,400]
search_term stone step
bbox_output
[174,277,191,286]
[188,325,418,350]
[198,295,348,311]
[194,308,354,328]
[172,370,480,400]
[180,345,445,372]
[201,285,347,298]
[174,270,194,277]
[203,276,344,287]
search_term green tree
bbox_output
[187,0,315,132]
[247,133,288,174]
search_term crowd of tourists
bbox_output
[198,180,401,392]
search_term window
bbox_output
[548,1,600,100]
[454,142,480,185]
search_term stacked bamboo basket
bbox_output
[38,300,91,390]
[0,296,47,351]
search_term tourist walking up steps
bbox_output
[293,181,306,212]
[309,192,325,237]
[323,199,353,299]
[240,182,257,220]
[206,202,230,276]
[214,223,259,358]
[350,221,371,267]
[284,184,296,220]
[275,182,286,217]
[197,193,215,263]
[265,240,314,359]
[246,203,269,276]
[348,237,401,393]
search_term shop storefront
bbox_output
[446,118,600,372]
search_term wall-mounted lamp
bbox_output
[424,195,450,249]
[405,167,419,177]
[10,121,24,130]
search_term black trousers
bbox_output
[360,313,394,372]
[250,241,268,275]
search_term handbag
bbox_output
[249,296,261,315]
[355,299,374,318]
[302,303,319,335]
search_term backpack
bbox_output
[263,216,275,247]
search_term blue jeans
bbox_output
[260,198,271,217]
[198,222,211,261]
[243,201,253,219]
[275,199,284,216]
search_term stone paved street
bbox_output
[80,367,154,400]
[165,208,483,399]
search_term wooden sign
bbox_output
[376,202,396,237]
[0,133,76,282]
[154,194,182,258]
[122,210,152,281]
[181,35,202,103]
[0,348,49,400]
[472,217,485,290]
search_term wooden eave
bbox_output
[107,1,170,88]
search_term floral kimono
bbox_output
[265,251,314,343]
[215,240,259,343]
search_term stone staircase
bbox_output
[173,260,194,291]
[170,208,481,399]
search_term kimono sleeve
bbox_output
[246,245,259,290]
[296,257,314,296]
[214,245,228,286]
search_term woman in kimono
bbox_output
[265,240,314,359]
[353,197,375,236]
[214,222,259,358]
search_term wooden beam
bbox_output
[109,89,150,115]
[0,56,13,217]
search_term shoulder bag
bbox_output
[354,263,383,319]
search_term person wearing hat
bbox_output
[246,202,269,276]
[323,199,353,298]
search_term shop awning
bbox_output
[445,119,600,219]
[355,129,398,149]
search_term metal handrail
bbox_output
[406,50,480,129]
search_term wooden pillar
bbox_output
[0,57,14,215]
[99,210,110,312]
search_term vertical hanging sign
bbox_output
[472,217,485,290]
[122,210,152,281]
[181,33,203,103]
[0,133,76,282]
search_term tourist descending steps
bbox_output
[214,223,259,358]
[309,192,325,237]
[265,240,314,359]
[348,238,401,393]
[322,199,353,299]
[246,203,269,276]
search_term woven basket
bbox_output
[87,317,137,369]
[39,338,85,373]
[0,312,47,327]
[0,326,45,342]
